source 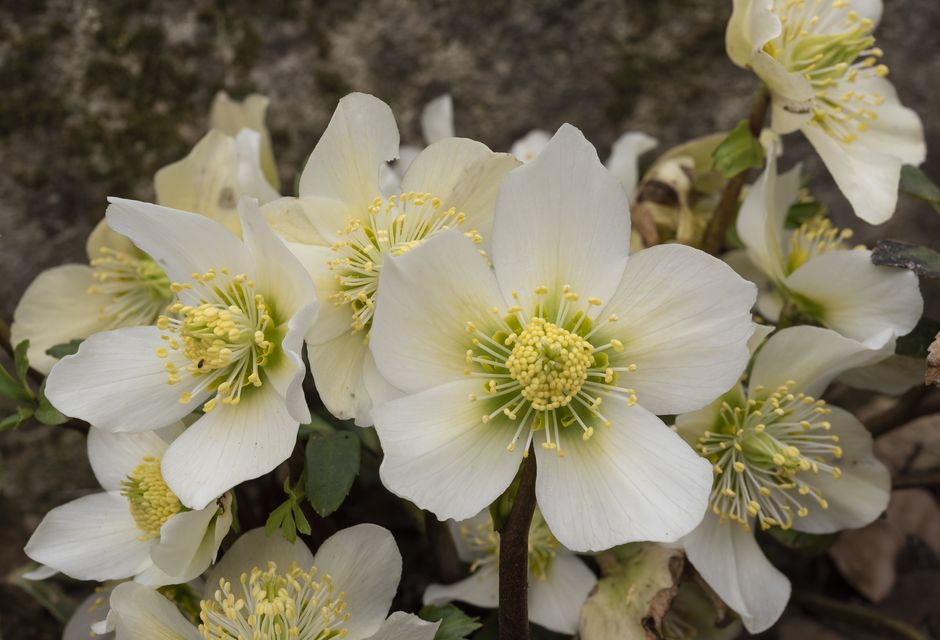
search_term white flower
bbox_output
[208,91,280,189]
[45,197,317,509]
[369,124,758,552]
[424,509,596,634]
[387,93,456,185]
[728,148,922,346]
[25,425,232,587]
[677,325,891,632]
[726,0,925,224]
[106,525,440,640]
[264,92,519,426]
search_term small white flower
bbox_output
[25,425,232,587]
[369,124,758,552]
[106,525,440,640]
[208,91,280,189]
[424,509,596,634]
[264,92,519,426]
[726,0,925,224]
[45,198,317,509]
[677,325,891,632]
[728,148,922,346]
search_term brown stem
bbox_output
[793,592,927,640]
[866,386,937,437]
[700,86,770,255]
[498,450,537,640]
[425,512,463,584]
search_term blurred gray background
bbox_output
[0,1,937,637]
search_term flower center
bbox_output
[199,562,349,639]
[767,0,888,144]
[464,285,637,457]
[88,248,173,328]
[328,192,481,333]
[696,381,842,531]
[156,269,278,411]
[460,510,559,580]
[786,216,855,272]
[121,456,182,540]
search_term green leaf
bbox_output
[45,339,83,359]
[14,340,30,388]
[420,604,483,640]
[871,239,940,278]
[711,120,765,179]
[8,563,77,623]
[899,164,940,214]
[895,317,940,359]
[304,430,361,517]
[264,500,294,541]
[0,406,34,432]
[35,381,68,425]
[785,200,825,228]
[0,364,33,403]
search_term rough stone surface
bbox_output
[0,1,938,637]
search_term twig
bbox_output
[793,592,927,640]
[425,512,463,584]
[700,86,770,255]
[498,450,537,640]
[866,386,938,437]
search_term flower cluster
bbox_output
[6,1,933,637]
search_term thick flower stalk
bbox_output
[264,92,519,426]
[369,124,758,552]
[424,509,596,634]
[726,148,922,345]
[726,0,926,224]
[677,325,892,632]
[106,525,440,640]
[25,425,232,586]
[45,198,317,509]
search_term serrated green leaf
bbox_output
[871,239,940,278]
[45,339,83,359]
[420,604,483,640]
[711,120,765,179]
[0,406,34,431]
[35,381,68,425]
[304,430,360,517]
[899,164,940,213]
[14,340,30,388]
[895,317,940,359]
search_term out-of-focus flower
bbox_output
[209,91,280,189]
[726,0,925,224]
[369,124,757,552]
[424,509,596,634]
[25,425,232,586]
[677,325,891,632]
[388,93,456,184]
[264,92,518,426]
[45,198,317,510]
[107,525,439,640]
[728,149,921,345]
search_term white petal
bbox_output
[261,196,328,245]
[234,129,281,204]
[150,501,227,582]
[365,612,440,640]
[86,216,139,259]
[605,131,658,201]
[755,52,816,133]
[491,124,631,314]
[725,0,780,67]
[423,564,499,609]
[313,524,402,640]
[299,93,399,213]
[45,326,202,432]
[838,354,926,395]
[106,198,252,288]
[735,152,800,284]
[87,427,173,492]
[10,264,110,374]
[391,145,421,182]
[802,124,901,225]
[362,350,403,421]
[308,329,374,425]
[749,325,895,398]
[288,243,350,343]
[849,76,925,165]
[528,554,597,634]
[420,94,455,144]
[785,249,922,344]
[206,527,314,592]
[162,388,298,510]
[595,244,757,415]
[209,91,278,188]
[371,230,505,394]
[509,129,552,163]
[535,398,712,551]
[110,582,200,640]
[683,514,790,633]
[722,249,784,322]
[265,308,316,424]
[447,510,493,563]
[373,378,524,522]
[25,492,152,581]
[63,585,116,640]
[22,565,58,580]
[792,406,889,534]
[400,138,519,238]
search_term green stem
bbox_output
[498,450,537,640]
[794,592,927,640]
